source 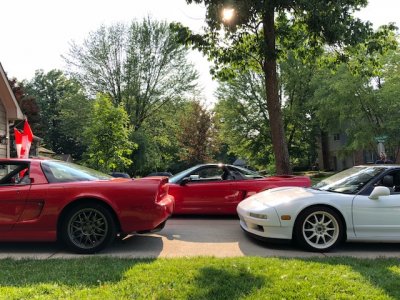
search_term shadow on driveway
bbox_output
[0,216,399,258]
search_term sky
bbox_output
[1,0,399,104]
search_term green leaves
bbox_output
[25,70,88,158]
[64,17,199,174]
[65,18,199,131]
[83,94,135,173]
[311,46,400,158]
[214,71,272,169]
[177,100,219,165]
[179,0,376,174]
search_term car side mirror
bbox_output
[19,176,32,184]
[180,177,191,186]
[369,186,390,200]
[180,175,200,186]
[23,178,32,184]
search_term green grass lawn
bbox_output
[1,256,399,299]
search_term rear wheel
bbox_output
[61,203,116,254]
[295,206,343,252]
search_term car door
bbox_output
[352,170,400,239]
[0,162,31,231]
[175,165,238,214]
[179,181,236,214]
[225,165,268,200]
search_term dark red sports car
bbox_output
[0,158,174,253]
[167,164,311,215]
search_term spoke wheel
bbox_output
[295,206,343,252]
[61,203,116,254]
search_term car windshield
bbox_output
[168,165,201,184]
[41,161,112,183]
[313,166,386,194]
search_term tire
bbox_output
[61,203,116,254]
[294,206,343,252]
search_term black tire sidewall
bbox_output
[61,203,116,254]
[294,206,343,252]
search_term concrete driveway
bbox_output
[1,216,400,259]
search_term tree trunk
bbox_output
[262,4,291,174]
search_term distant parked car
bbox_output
[238,164,400,251]
[167,163,311,215]
[0,158,174,253]
[147,172,173,177]
[110,172,131,178]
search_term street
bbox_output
[1,217,400,259]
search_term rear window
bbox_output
[41,161,112,183]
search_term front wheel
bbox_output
[61,203,116,254]
[294,206,343,252]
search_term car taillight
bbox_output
[156,178,169,203]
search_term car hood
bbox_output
[244,186,330,208]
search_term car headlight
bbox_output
[249,212,268,219]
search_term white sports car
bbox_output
[237,165,400,251]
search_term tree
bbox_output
[64,17,198,131]
[8,78,41,136]
[177,100,219,165]
[57,88,92,159]
[214,55,320,171]
[280,52,320,169]
[173,0,374,174]
[377,49,400,160]
[311,47,400,161]
[25,69,89,157]
[214,71,272,169]
[83,94,134,173]
[129,100,186,176]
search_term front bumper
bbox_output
[237,205,293,240]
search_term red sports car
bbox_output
[0,158,174,253]
[167,164,311,215]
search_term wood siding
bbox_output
[0,98,6,158]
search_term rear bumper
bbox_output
[137,219,168,234]
[121,195,174,234]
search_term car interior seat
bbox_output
[393,172,400,192]
[382,174,394,188]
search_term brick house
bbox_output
[0,63,24,158]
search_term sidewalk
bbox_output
[1,218,399,259]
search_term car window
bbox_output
[41,161,112,183]
[191,166,224,181]
[375,170,400,194]
[0,162,30,185]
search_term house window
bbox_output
[333,134,340,141]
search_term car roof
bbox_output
[0,158,51,163]
[357,164,399,168]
